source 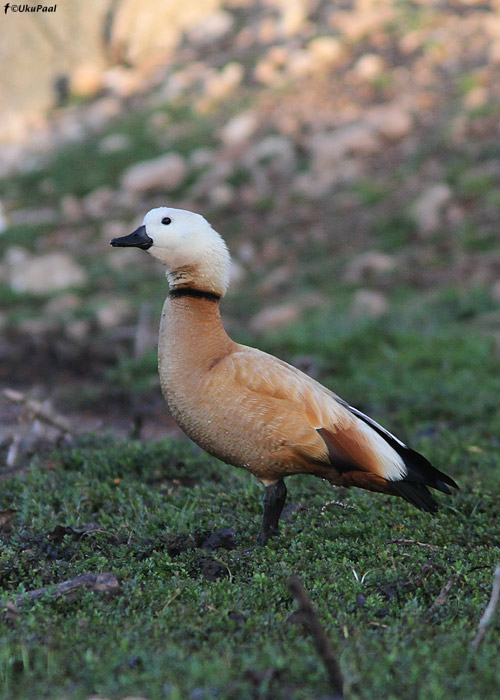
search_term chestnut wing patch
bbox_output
[317,427,377,474]
[316,427,396,494]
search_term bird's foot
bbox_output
[256,525,281,547]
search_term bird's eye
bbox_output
[161,217,172,225]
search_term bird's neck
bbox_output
[166,255,229,299]
[158,290,235,374]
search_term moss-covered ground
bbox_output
[1,306,500,700]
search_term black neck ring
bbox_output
[169,288,221,302]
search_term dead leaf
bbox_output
[0,509,17,533]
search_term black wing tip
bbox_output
[392,481,439,513]
[434,480,451,495]
[438,474,460,490]
[403,447,459,492]
[391,469,459,513]
[434,476,460,494]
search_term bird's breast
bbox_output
[157,298,272,471]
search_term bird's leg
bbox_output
[257,479,287,546]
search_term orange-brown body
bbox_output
[159,295,397,494]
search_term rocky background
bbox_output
[1,0,500,464]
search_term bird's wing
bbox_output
[227,346,457,511]
[228,346,405,480]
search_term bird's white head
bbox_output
[111,206,231,297]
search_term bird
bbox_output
[111,207,458,545]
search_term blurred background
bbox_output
[1,0,500,468]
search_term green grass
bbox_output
[1,312,500,700]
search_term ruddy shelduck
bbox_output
[111,207,458,545]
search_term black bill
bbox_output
[110,225,153,250]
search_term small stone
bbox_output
[80,96,121,130]
[293,171,331,199]
[82,187,115,218]
[0,200,7,233]
[229,260,246,291]
[307,36,344,67]
[463,86,487,109]
[18,316,59,335]
[257,265,293,296]
[277,0,308,37]
[208,183,235,207]
[4,246,28,266]
[344,251,396,284]
[8,251,87,294]
[254,56,281,85]
[309,124,379,171]
[102,67,143,97]
[330,5,396,40]
[219,111,258,150]
[98,133,131,154]
[148,112,169,134]
[66,319,90,342]
[121,153,187,194]
[202,62,244,104]
[44,293,81,316]
[237,242,256,264]
[411,183,452,235]
[286,50,316,78]
[70,63,103,97]
[189,160,235,200]
[189,148,216,169]
[366,105,413,141]
[60,195,84,221]
[95,298,132,329]
[250,303,302,333]
[161,68,193,101]
[244,135,296,174]
[353,53,386,80]
[400,29,426,54]
[491,280,500,302]
[351,289,388,318]
[489,40,500,64]
[187,11,235,46]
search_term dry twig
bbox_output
[3,389,75,435]
[1,572,120,613]
[288,575,344,700]
[471,565,500,651]
[427,576,456,617]
[6,435,21,468]
[390,538,438,552]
